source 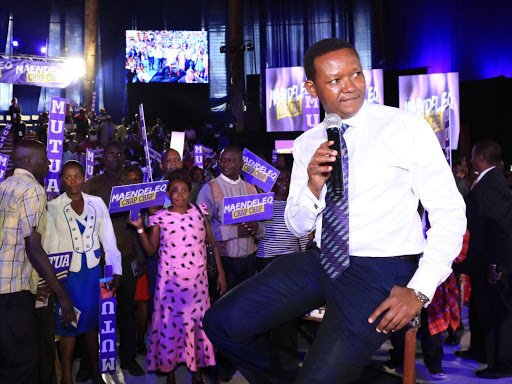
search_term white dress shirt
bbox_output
[48,192,122,275]
[285,101,466,301]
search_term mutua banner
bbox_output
[0,124,13,151]
[45,97,67,199]
[223,193,274,225]
[37,252,72,286]
[0,58,80,88]
[0,154,8,182]
[241,148,280,193]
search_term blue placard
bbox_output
[37,252,72,287]
[108,180,168,220]
[241,149,280,193]
[223,193,274,225]
[0,153,9,182]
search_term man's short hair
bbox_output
[474,140,502,165]
[104,140,123,153]
[221,145,243,160]
[304,38,358,82]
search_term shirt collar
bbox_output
[339,100,368,129]
[476,166,496,183]
[14,168,37,180]
[220,173,241,185]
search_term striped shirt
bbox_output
[0,168,47,294]
[257,200,308,258]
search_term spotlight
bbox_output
[12,40,19,47]
[40,46,47,54]
[220,45,227,53]
[246,43,254,51]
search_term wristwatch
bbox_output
[414,290,430,306]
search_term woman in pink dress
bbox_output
[130,170,226,384]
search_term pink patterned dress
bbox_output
[147,204,215,372]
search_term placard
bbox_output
[241,149,280,192]
[108,180,168,220]
[37,252,72,286]
[85,148,103,181]
[170,131,185,159]
[0,154,8,182]
[223,193,274,225]
[0,124,13,150]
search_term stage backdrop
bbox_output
[398,72,460,151]
[265,67,384,132]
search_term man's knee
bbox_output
[203,302,226,343]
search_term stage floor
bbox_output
[78,306,511,383]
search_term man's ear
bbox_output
[304,80,318,99]
[24,156,32,168]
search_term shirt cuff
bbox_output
[406,266,441,305]
[300,184,326,215]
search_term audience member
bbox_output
[129,170,225,384]
[74,108,90,144]
[196,145,265,382]
[456,140,512,379]
[0,140,75,383]
[123,165,150,356]
[48,161,122,384]
[84,141,146,377]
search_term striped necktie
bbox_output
[320,123,349,279]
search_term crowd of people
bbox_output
[1,37,512,384]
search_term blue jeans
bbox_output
[204,248,417,384]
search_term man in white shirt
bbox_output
[203,38,466,384]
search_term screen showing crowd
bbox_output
[126,30,209,84]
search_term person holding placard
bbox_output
[84,141,146,377]
[48,161,122,384]
[129,170,226,384]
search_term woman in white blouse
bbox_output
[48,161,122,384]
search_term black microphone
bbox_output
[324,113,344,195]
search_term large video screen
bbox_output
[126,30,208,84]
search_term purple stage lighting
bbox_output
[40,46,47,54]
[12,40,19,47]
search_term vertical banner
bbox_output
[45,97,67,199]
[170,131,185,159]
[85,149,94,182]
[0,124,13,150]
[0,154,8,182]
[398,72,460,151]
[194,145,204,168]
[99,265,117,374]
[85,148,104,181]
[271,149,277,166]
[363,69,384,105]
[138,104,153,182]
